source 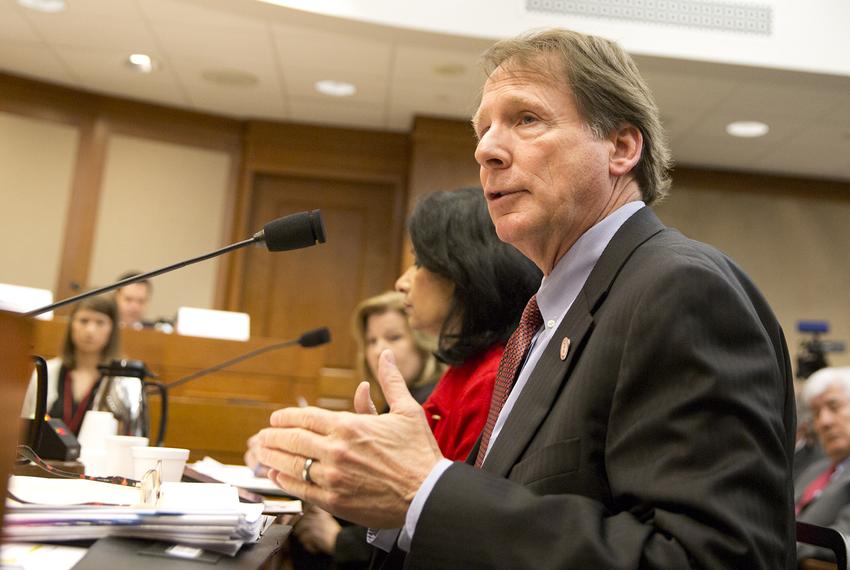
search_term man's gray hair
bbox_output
[480,28,673,204]
[802,367,850,405]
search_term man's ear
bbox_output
[608,123,642,177]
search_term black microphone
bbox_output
[256,209,326,252]
[25,210,327,317]
[298,327,331,348]
[165,327,331,390]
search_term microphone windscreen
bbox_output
[299,327,331,348]
[263,210,326,252]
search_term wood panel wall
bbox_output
[0,72,243,310]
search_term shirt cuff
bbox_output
[398,458,454,552]
[367,527,400,553]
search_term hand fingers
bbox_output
[256,436,327,486]
[354,381,378,415]
[258,426,329,462]
[268,464,334,508]
[269,405,340,431]
[376,349,418,412]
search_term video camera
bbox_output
[796,320,846,379]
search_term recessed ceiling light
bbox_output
[201,69,259,87]
[725,120,769,138]
[125,53,157,74]
[17,0,66,13]
[314,80,356,97]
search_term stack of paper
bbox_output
[4,476,275,556]
[190,456,291,496]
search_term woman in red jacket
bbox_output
[396,187,541,460]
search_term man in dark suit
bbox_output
[796,366,850,563]
[257,28,795,569]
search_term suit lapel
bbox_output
[794,458,832,503]
[481,207,666,477]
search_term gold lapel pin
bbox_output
[560,337,571,361]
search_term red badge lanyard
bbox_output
[63,370,97,434]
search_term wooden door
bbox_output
[239,174,401,369]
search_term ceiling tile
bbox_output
[826,95,850,130]
[684,106,808,141]
[54,45,187,106]
[389,79,479,120]
[138,0,263,29]
[56,44,165,80]
[655,103,710,143]
[393,44,486,86]
[0,4,39,42]
[190,90,286,120]
[271,23,392,78]
[78,73,189,108]
[671,126,788,172]
[52,0,140,18]
[641,70,739,114]
[0,39,73,84]
[154,26,277,78]
[754,123,850,180]
[176,67,286,118]
[725,79,850,121]
[283,66,387,105]
[24,13,159,52]
[287,96,386,130]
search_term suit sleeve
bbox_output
[333,524,374,567]
[405,259,792,569]
[797,500,850,563]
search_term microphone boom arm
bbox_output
[25,207,326,318]
[25,237,258,317]
[165,327,330,390]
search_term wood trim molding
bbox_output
[0,72,241,151]
[411,115,478,146]
[54,116,110,306]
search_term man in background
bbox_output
[797,366,850,563]
[114,271,151,330]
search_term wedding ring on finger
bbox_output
[302,457,316,484]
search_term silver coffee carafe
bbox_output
[91,359,167,446]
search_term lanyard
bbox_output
[63,369,97,434]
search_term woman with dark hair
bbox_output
[22,296,122,435]
[397,186,541,460]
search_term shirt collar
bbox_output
[537,201,645,325]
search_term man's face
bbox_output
[472,59,617,274]
[116,283,150,327]
[810,384,850,463]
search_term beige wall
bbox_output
[655,173,850,370]
[88,135,232,322]
[0,111,78,290]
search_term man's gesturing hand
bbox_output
[257,350,444,529]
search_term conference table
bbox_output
[1,311,311,568]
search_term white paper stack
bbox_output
[4,476,275,556]
[190,456,294,497]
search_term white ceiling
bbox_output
[1,0,849,182]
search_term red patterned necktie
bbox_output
[796,463,837,514]
[475,295,543,468]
